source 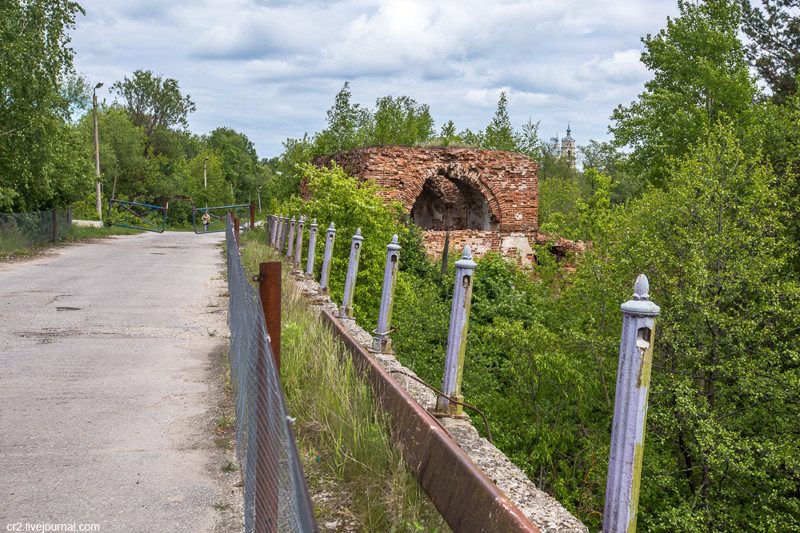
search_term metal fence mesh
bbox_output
[226,218,316,533]
[0,208,71,250]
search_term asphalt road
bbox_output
[0,231,239,532]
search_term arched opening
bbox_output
[410,169,499,231]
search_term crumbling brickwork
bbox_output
[309,146,586,265]
[312,146,539,233]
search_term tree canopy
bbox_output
[0,0,91,212]
[741,0,800,102]
[111,70,196,156]
[610,0,757,188]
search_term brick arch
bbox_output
[403,163,502,231]
[311,146,539,233]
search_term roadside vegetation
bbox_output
[0,223,142,262]
[6,0,800,530]
[239,231,448,532]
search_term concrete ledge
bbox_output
[320,308,540,533]
[291,271,588,533]
[72,219,104,228]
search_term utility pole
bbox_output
[93,82,104,218]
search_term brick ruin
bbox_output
[312,146,583,264]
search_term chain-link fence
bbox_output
[226,218,317,533]
[0,208,72,252]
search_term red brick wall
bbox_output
[312,146,539,233]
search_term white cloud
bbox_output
[69,0,681,157]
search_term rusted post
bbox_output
[258,261,282,373]
[372,234,401,353]
[250,201,255,230]
[435,246,476,416]
[305,218,318,277]
[234,218,240,250]
[339,228,364,319]
[255,261,281,532]
[293,216,305,269]
[319,222,336,293]
[603,274,660,533]
[287,216,296,260]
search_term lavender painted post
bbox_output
[293,216,305,268]
[305,219,318,277]
[287,216,296,260]
[603,274,660,533]
[435,246,476,416]
[339,228,364,319]
[372,235,401,353]
[319,222,336,293]
[271,215,279,246]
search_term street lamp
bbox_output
[93,82,103,217]
[203,157,209,188]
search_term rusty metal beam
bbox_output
[319,308,541,533]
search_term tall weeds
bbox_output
[240,231,447,532]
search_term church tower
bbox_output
[561,123,575,168]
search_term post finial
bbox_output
[462,245,472,260]
[391,234,398,244]
[633,274,650,301]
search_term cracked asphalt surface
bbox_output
[0,231,240,532]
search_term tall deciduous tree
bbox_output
[0,0,91,211]
[313,81,370,155]
[576,124,800,531]
[610,0,758,188]
[741,0,800,103]
[205,127,263,202]
[371,95,435,147]
[111,70,196,156]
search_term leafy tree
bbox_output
[517,118,546,162]
[741,0,800,103]
[204,127,264,202]
[580,140,642,202]
[610,0,758,188]
[371,95,435,146]
[0,0,92,211]
[483,92,518,152]
[313,81,371,156]
[187,151,230,209]
[571,124,800,531]
[436,120,460,147]
[111,70,196,156]
[76,104,147,202]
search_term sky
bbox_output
[69,0,682,160]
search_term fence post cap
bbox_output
[311,218,317,226]
[455,245,476,270]
[387,234,401,251]
[621,274,660,316]
[352,228,364,242]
